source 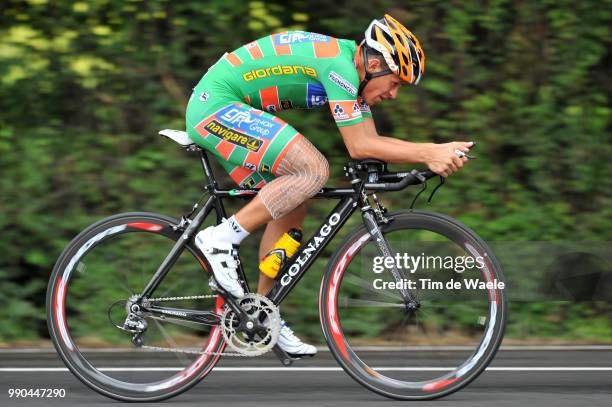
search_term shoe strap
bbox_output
[204,247,239,257]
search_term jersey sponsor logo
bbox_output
[333,103,348,120]
[261,163,271,173]
[306,83,328,108]
[218,105,282,140]
[275,31,330,45]
[280,100,293,110]
[242,177,256,188]
[357,96,371,113]
[204,119,263,152]
[328,71,357,96]
[199,91,209,102]
[243,65,317,81]
[331,100,362,122]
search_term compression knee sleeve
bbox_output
[258,136,329,219]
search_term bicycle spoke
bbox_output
[118,282,133,296]
[343,273,402,301]
[338,297,405,308]
[156,276,186,299]
[391,313,411,341]
[153,319,190,366]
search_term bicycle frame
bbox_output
[136,148,426,322]
[139,149,364,303]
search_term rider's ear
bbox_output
[368,57,381,73]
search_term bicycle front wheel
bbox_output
[46,212,224,402]
[320,210,507,400]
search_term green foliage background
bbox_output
[0,0,610,344]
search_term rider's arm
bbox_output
[340,117,472,177]
[318,59,470,176]
[339,117,433,164]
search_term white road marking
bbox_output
[1,367,611,372]
[2,345,612,353]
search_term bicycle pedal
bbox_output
[272,344,295,366]
[286,353,315,360]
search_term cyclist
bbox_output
[186,14,473,358]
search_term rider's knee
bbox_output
[304,157,329,197]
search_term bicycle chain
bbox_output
[146,294,216,302]
[139,294,251,357]
[141,344,247,357]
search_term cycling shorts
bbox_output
[185,56,301,189]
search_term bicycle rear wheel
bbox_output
[46,212,224,401]
[320,210,507,400]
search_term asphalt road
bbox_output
[1,346,610,406]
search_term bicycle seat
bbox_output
[159,129,198,150]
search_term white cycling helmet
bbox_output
[360,13,425,93]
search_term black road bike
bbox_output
[46,129,507,401]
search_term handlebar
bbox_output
[352,143,476,192]
[363,169,437,191]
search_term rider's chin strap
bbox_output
[358,42,394,96]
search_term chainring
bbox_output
[221,294,281,357]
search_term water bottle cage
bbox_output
[267,248,287,266]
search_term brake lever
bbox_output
[455,149,477,160]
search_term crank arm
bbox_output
[272,344,294,366]
[209,277,250,321]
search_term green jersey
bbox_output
[185,31,372,190]
[192,31,372,127]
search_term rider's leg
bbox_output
[192,135,323,357]
[202,198,305,295]
[233,134,328,231]
[195,134,328,298]
[230,195,273,232]
[255,203,308,296]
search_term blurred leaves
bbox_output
[0,0,610,343]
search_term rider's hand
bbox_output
[423,141,473,178]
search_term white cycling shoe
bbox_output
[277,319,317,358]
[195,226,245,298]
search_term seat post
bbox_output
[199,150,218,192]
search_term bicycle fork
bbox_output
[361,209,420,310]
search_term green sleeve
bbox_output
[319,59,364,127]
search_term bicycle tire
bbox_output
[46,212,225,402]
[319,209,507,400]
